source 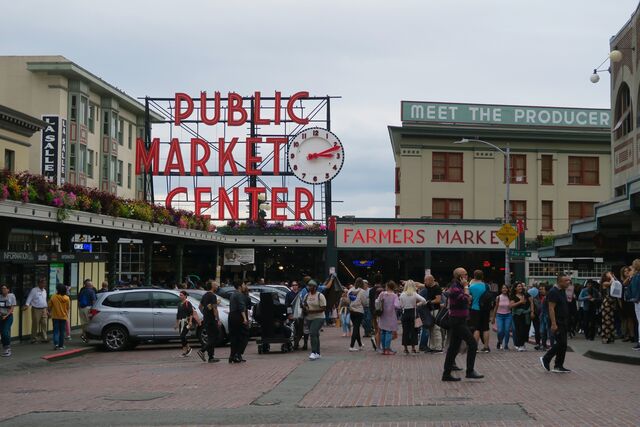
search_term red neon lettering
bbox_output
[286,91,309,125]
[253,91,270,126]
[353,229,365,244]
[393,229,401,244]
[165,186,187,209]
[164,138,185,176]
[379,229,391,242]
[343,228,353,243]
[416,229,426,244]
[245,187,266,221]
[200,91,221,125]
[270,187,287,221]
[218,137,239,175]
[437,230,448,243]
[490,231,499,244]
[194,187,211,217]
[475,231,486,244]
[228,92,247,126]
[274,91,282,125]
[366,228,377,244]
[190,138,210,175]
[267,137,287,175]
[135,137,159,175]
[245,137,262,176]
[218,187,239,220]
[464,230,474,244]
[174,93,193,126]
[294,187,313,221]
[403,229,415,244]
[451,231,463,244]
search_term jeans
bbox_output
[443,317,477,374]
[350,312,364,347]
[540,314,555,347]
[543,325,568,368]
[340,311,351,334]
[52,319,66,348]
[496,313,512,348]
[1,314,13,347]
[635,302,640,343]
[362,308,372,335]
[419,325,430,349]
[380,329,393,350]
[309,318,324,354]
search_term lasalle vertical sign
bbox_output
[41,116,59,183]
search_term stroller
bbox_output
[255,292,295,354]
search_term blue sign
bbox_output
[73,243,92,252]
[352,260,374,267]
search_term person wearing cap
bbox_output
[302,280,326,360]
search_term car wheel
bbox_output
[102,325,129,351]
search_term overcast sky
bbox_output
[1,0,637,219]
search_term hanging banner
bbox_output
[41,115,59,183]
[60,118,67,185]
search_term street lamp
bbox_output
[453,137,512,286]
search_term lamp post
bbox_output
[454,138,511,286]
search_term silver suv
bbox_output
[86,288,223,351]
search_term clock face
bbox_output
[287,127,344,185]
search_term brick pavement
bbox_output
[1,325,639,426]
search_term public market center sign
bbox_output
[401,101,610,128]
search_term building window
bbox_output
[568,156,599,185]
[79,144,87,174]
[103,111,110,136]
[505,154,526,183]
[128,123,133,149]
[568,201,596,224]
[432,152,462,182]
[614,83,632,139]
[541,155,553,185]
[89,105,96,133]
[118,119,124,146]
[69,144,76,171]
[432,198,463,219]
[4,149,15,173]
[127,163,132,189]
[506,200,527,228]
[70,95,77,121]
[111,112,118,140]
[80,96,88,126]
[117,160,123,186]
[87,149,94,178]
[541,201,553,231]
[395,167,400,194]
[110,156,117,182]
[614,185,626,197]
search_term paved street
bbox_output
[1,327,639,426]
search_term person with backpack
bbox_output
[197,280,221,363]
[469,270,493,353]
[77,279,97,343]
[347,278,368,351]
[376,280,401,355]
[303,280,327,360]
[175,290,199,358]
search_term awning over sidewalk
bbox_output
[539,176,640,264]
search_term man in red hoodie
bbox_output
[442,267,484,382]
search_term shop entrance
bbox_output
[338,249,505,286]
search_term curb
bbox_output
[582,349,640,366]
[41,346,95,362]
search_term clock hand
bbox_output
[307,145,341,160]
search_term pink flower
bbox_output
[1,185,9,200]
[21,189,29,203]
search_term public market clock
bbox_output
[287,127,344,184]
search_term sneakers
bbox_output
[81,335,88,344]
[632,343,640,351]
[208,357,220,363]
[182,347,192,357]
[516,346,527,352]
[197,350,206,362]
[348,347,360,352]
[479,347,490,353]
[552,366,571,373]
[309,352,321,360]
[430,348,444,354]
[540,356,550,372]
[1,348,10,357]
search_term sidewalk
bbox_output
[3,328,94,373]
[567,335,640,365]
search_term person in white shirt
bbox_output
[399,280,427,354]
[22,278,49,343]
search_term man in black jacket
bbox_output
[228,281,250,363]
[197,280,220,363]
